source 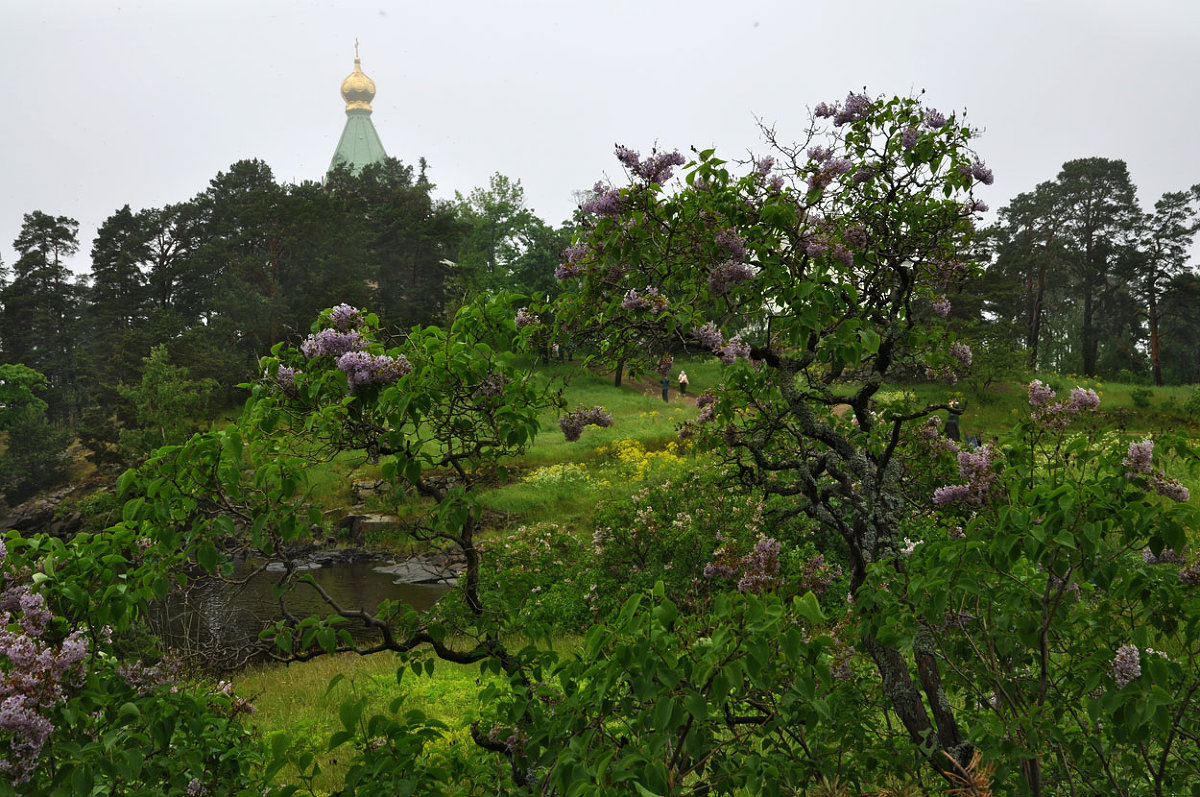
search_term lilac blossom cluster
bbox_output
[960,161,995,185]
[554,243,589,281]
[821,92,871,126]
[621,287,669,315]
[901,127,920,150]
[514,308,539,329]
[703,536,782,594]
[931,295,952,318]
[708,259,756,295]
[615,145,686,185]
[1121,437,1190,502]
[1026,380,1101,429]
[1142,547,1183,566]
[328,303,363,331]
[336,351,412,392]
[916,415,960,455]
[581,181,623,216]
[689,321,753,365]
[559,406,614,442]
[852,165,876,185]
[693,322,725,351]
[1,543,91,783]
[808,146,833,163]
[798,553,843,595]
[804,236,854,267]
[695,390,718,424]
[950,342,973,369]
[738,537,782,594]
[273,364,298,395]
[1110,644,1141,688]
[301,328,369,360]
[473,372,510,398]
[655,355,674,379]
[714,229,747,262]
[933,444,999,508]
[924,108,947,129]
[807,157,854,192]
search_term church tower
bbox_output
[328,45,388,174]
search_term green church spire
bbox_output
[329,45,388,174]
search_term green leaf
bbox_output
[684,692,708,721]
[339,698,364,732]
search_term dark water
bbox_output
[152,557,451,669]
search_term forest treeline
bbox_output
[0,153,1197,501]
[0,158,571,494]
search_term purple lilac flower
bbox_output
[967,198,989,214]
[693,322,725,351]
[474,372,509,398]
[16,591,52,636]
[950,342,973,369]
[615,146,686,185]
[834,92,872,126]
[1180,560,1200,587]
[924,109,947,129]
[708,260,756,295]
[934,445,998,507]
[274,365,297,394]
[1027,380,1056,409]
[736,536,781,594]
[755,156,775,178]
[621,287,668,314]
[1124,439,1154,476]
[970,161,995,185]
[559,406,614,442]
[932,295,952,318]
[808,146,833,163]
[853,166,876,184]
[0,695,54,783]
[714,229,747,261]
[1068,387,1100,413]
[581,181,624,216]
[555,262,582,281]
[832,245,854,267]
[187,778,208,796]
[328,303,362,331]
[902,127,920,149]
[805,238,830,258]
[1110,644,1141,688]
[301,328,368,360]
[1142,547,1183,565]
[336,351,412,392]
[655,355,674,379]
[564,242,588,263]
[813,102,837,118]
[768,174,785,191]
[844,225,868,249]
[933,484,972,507]
[717,337,751,365]
[514,308,538,329]
[799,553,842,595]
[1150,474,1190,503]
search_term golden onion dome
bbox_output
[340,56,376,112]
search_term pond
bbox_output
[152,553,454,671]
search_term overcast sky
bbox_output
[4,0,1200,274]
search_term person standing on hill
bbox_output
[661,376,670,402]
[945,398,963,442]
[678,370,688,396]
